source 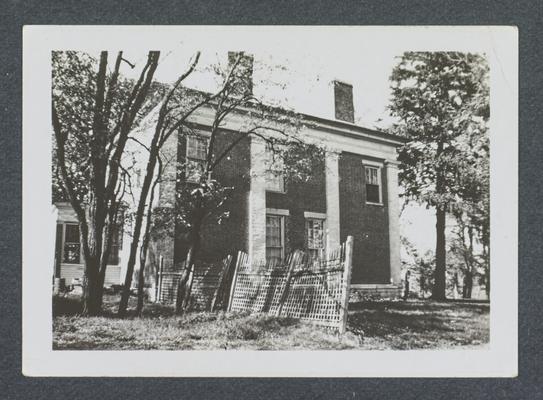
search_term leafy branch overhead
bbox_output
[390,51,489,211]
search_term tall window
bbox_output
[63,224,81,264]
[365,165,381,204]
[305,218,325,259]
[107,223,122,265]
[265,147,285,192]
[266,215,284,262]
[186,135,209,183]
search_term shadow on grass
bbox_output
[347,300,490,349]
[53,293,176,319]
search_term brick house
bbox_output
[52,53,404,299]
[149,56,404,299]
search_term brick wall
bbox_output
[266,155,326,253]
[333,81,355,123]
[155,132,178,271]
[172,129,251,265]
[154,129,393,287]
[339,152,391,284]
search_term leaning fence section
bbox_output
[228,236,354,333]
[157,255,233,311]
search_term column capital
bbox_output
[325,150,341,160]
[384,159,400,168]
[249,135,267,144]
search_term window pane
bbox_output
[366,183,380,203]
[186,159,205,182]
[265,148,285,192]
[266,215,283,262]
[306,218,325,250]
[365,166,379,185]
[107,245,119,265]
[64,224,80,243]
[187,136,208,160]
[63,243,80,263]
[266,247,282,263]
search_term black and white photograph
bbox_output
[22,26,517,376]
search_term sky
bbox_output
[115,30,407,130]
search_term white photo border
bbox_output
[22,25,518,377]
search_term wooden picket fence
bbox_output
[228,236,354,333]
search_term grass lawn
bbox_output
[53,294,489,350]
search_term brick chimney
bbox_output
[333,80,354,123]
[228,51,254,96]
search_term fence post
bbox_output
[157,255,164,303]
[227,251,244,311]
[275,250,302,317]
[211,255,233,312]
[338,236,354,334]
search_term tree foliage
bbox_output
[390,52,489,299]
[52,50,162,315]
[52,52,167,203]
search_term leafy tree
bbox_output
[401,236,435,299]
[52,51,162,315]
[449,125,490,298]
[167,55,322,314]
[390,52,489,300]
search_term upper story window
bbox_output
[265,146,285,193]
[186,135,209,183]
[305,218,325,259]
[364,165,382,204]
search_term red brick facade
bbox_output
[339,153,390,284]
[157,127,397,287]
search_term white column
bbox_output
[248,137,267,263]
[325,151,341,252]
[385,160,401,285]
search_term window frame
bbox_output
[59,221,123,266]
[363,161,384,206]
[106,221,123,266]
[264,145,286,193]
[304,214,326,259]
[265,211,287,263]
[185,134,209,183]
[62,223,82,265]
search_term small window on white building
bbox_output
[305,218,325,259]
[266,214,285,262]
[107,222,123,265]
[365,165,382,204]
[186,135,209,183]
[63,224,81,264]
[265,146,285,193]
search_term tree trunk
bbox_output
[174,201,205,315]
[136,170,160,315]
[82,257,101,315]
[118,148,160,317]
[403,270,410,300]
[175,237,200,314]
[136,250,146,315]
[182,240,200,311]
[462,271,472,299]
[432,206,447,300]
